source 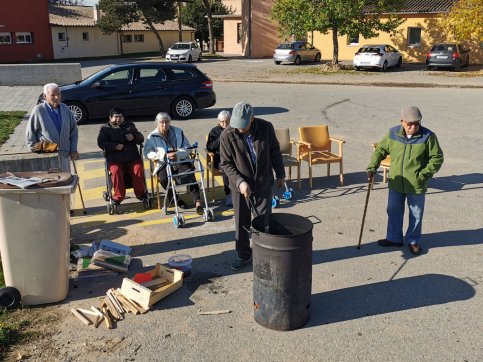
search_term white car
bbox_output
[166,42,202,63]
[353,44,402,72]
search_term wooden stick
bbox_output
[112,290,139,315]
[71,308,92,325]
[78,308,99,317]
[93,316,103,328]
[140,277,167,288]
[102,307,113,329]
[106,289,124,314]
[197,309,232,315]
[105,297,122,320]
[116,288,149,314]
[90,306,104,318]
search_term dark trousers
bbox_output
[232,191,272,259]
[109,159,145,202]
[222,172,230,196]
[158,161,200,204]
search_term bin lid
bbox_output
[0,171,73,189]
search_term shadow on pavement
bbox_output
[308,274,475,326]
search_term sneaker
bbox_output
[378,239,403,247]
[231,256,252,271]
[225,194,233,207]
[196,205,204,215]
[409,243,422,255]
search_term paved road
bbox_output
[2,61,483,361]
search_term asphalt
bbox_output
[1,59,482,361]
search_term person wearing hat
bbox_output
[97,107,148,206]
[220,102,286,270]
[366,106,444,255]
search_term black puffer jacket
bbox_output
[220,118,285,194]
[206,124,225,168]
[97,121,144,164]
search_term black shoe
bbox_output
[409,243,422,255]
[231,256,252,271]
[113,199,121,206]
[177,199,187,209]
[378,239,403,247]
[196,205,204,215]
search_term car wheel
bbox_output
[274,61,281,65]
[188,55,193,63]
[294,56,301,65]
[354,66,360,71]
[314,53,321,63]
[396,57,402,68]
[380,61,388,72]
[65,101,87,124]
[171,96,195,120]
[198,53,202,62]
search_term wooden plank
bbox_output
[140,277,168,288]
[77,308,99,317]
[71,308,92,325]
[90,306,104,318]
[106,289,124,314]
[102,307,113,329]
[105,297,122,320]
[94,316,103,328]
[112,290,139,315]
[197,309,232,315]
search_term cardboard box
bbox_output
[120,264,183,309]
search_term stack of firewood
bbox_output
[70,288,148,329]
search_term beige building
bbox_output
[221,0,482,64]
[49,5,195,59]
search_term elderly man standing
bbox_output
[220,102,285,271]
[367,106,444,255]
[25,83,79,172]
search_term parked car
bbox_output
[38,63,216,124]
[353,44,402,72]
[273,41,321,65]
[165,41,202,63]
[426,43,470,71]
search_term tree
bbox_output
[270,0,403,65]
[98,0,177,54]
[445,0,483,41]
[181,0,232,54]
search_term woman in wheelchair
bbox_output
[97,107,148,206]
[144,112,204,215]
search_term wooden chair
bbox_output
[205,135,223,201]
[371,143,391,183]
[275,128,301,190]
[297,125,345,189]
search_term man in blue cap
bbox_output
[220,102,286,270]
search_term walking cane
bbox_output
[71,159,87,215]
[357,176,374,249]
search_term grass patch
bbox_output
[0,310,30,360]
[0,111,24,146]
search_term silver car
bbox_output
[426,43,470,71]
[273,41,321,65]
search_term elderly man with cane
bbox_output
[366,106,444,255]
[220,102,285,271]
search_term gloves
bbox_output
[33,141,58,152]
[367,171,374,182]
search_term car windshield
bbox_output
[358,47,381,54]
[431,44,455,52]
[172,44,190,50]
[277,43,295,50]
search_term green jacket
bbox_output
[367,125,444,194]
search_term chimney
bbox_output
[93,4,100,23]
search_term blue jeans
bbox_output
[386,189,425,244]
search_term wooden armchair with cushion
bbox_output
[275,128,301,190]
[371,143,391,183]
[298,125,345,189]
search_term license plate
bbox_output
[436,55,448,59]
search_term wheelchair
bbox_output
[102,144,153,215]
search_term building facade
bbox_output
[0,0,54,63]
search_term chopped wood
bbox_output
[106,289,124,314]
[129,298,149,314]
[77,308,99,317]
[112,290,139,315]
[90,306,104,318]
[71,308,92,325]
[102,307,113,329]
[197,309,232,315]
[105,297,123,320]
[94,316,103,328]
